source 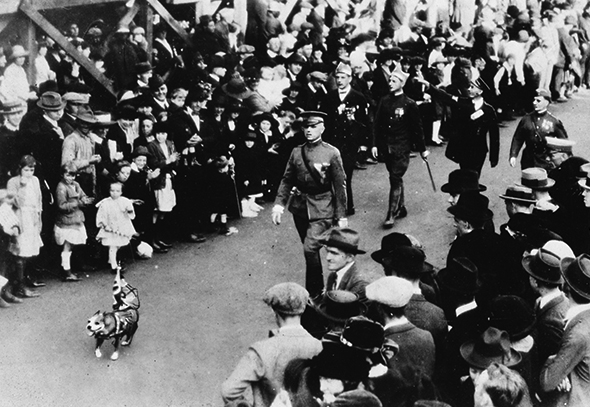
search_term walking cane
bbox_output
[423,157,437,192]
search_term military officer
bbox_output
[272,111,348,298]
[509,88,568,170]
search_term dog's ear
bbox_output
[94,310,101,315]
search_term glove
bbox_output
[338,218,348,228]
[272,205,284,225]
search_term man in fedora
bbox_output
[520,167,558,218]
[441,169,487,207]
[222,282,322,407]
[320,62,369,216]
[272,111,347,298]
[303,290,367,339]
[509,88,568,170]
[366,276,436,407]
[0,101,26,187]
[317,227,370,302]
[540,254,590,407]
[372,64,429,228]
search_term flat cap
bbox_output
[62,92,89,104]
[545,137,575,153]
[308,71,328,82]
[263,282,309,315]
[332,390,383,407]
[366,276,413,308]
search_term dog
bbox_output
[86,269,140,361]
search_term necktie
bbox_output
[326,271,338,291]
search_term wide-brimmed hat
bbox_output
[37,91,66,111]
[222,77,252,100]
[488,295,536,341]
[282,81,304,96]
[314,340,372,382]
[371,232,412,264]
[521,167,555,190]
[340,316,385,353]
[561,254,590,300]
[131,146,151,159]
[437,257,480,295]
[76,110,98,124]
[9,45,29,59]
[251,112,278,127]
[460,327,521,369]
[315,290,366,323]
[318,227,366,254]
[381,246,428,278]
[94,111,116,127]
[447,192,493,224]
[0,100,26,115]
[522,247,564,284]
[579,175,590,191]
[499,185,537,204]
[441,169,486,194]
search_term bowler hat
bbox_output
[37,91,66,111]
[315,290,366,323]
[521,167,555,190]
[0,100,25,115]
[561,254,590,300]
[460,327,522,369]
[499,185,536,204]
[371,232,412,264]
[437,257,480,295]
[286,53,307,65]
[489,295,536,341]
[135,61,152,75]
[222,77,252,100]
[382,245,428,278]
[318,227,366,254]
[522,247,564,284]
[148,74,166,91]
[263,282,309,315]
[441,169,487,193]
[447,192,493,225]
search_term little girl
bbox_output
[207,156,238,235]
[54,163,94,282]
[96,181,136,274]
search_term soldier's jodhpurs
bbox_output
[385,150,410,218]
[293,216,333,297]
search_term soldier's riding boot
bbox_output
[2,283,23,303]
[0,283,10,308]
[13,259,40,298]
[384,188,397,228]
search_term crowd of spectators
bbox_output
[1,0,590,405]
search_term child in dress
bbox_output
[54,163,94,282]
[96,181,136,274]
[207,156,238,235]
[6,155,43,298]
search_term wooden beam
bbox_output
[119,1,141,28]
[278,0,299,24]
[29,0,124,11]
[146,5,153,58]
[145,0,193,48]
[26,17,37,87]
[19,1,116,97]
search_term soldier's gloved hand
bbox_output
[420,150,430,159]
[557,377,571,392]
[338,218,348,228]
[272,205,284,225]
[371,147,378,159]
[509,157,517,167]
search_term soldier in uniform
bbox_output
[272,111,347,298]
[509,88,569,170]
[372,66,429,228]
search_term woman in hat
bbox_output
[0,101,26,187]
[0,45,37,105]
[233,130,265,217]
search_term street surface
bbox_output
[2,89,590,406]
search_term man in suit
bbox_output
[372,65,429,228]
[221,282,322,407]
[272,111,347,298]
[320,63,369,216]
[365,276,436,407]
[540,254,590,407]
[317,227,371,302]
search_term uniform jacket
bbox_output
[372,93,426,155]
[325,262,372,302]
[221,325,322,407]
[320,88,369,140]
[275,140,347,221]
[541,309,590,407]
[510,111,568,170]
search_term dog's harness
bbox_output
[96,309,138,339]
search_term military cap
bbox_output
[300,110,327,125]
[335,62,353,76]
[263,282,309,315]
[535,88,552,101]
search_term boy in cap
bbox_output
[221,282,322,407]
[366,276,436,407]
[272,111,347,298]
[371,65,429,228]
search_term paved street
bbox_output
[2,89,590,407]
